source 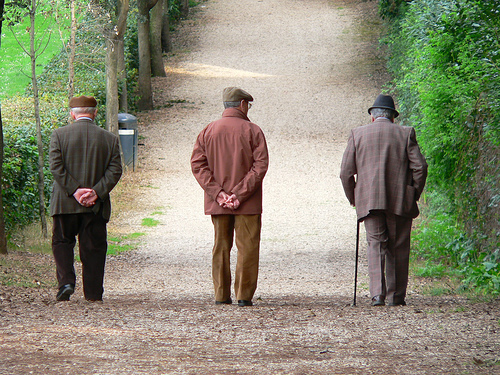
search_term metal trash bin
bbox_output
[118,113,138,170]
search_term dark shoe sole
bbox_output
[215,298,232,305]
[238,300,253,307]
[56,285,74,301]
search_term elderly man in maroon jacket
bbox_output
[340,94,427,307]
[191,87,269,307]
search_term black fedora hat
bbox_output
[368,94,399,118]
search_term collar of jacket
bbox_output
[374,117,393,123]
[222,107,249,121]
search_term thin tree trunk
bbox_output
[29,0,48,238]
[180,0,188,18]
[105,0,129,134]
[137,0,158,110]
[150,0,166,77]
[68,0,76,99]
[161,0,172,53]
[106,38,119,134]
[0,104,7,254]
[0,0,8,253]
[117,38,127,112]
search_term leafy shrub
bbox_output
[384,0,500,295]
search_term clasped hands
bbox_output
[216,191,240,210]
[73,188,98,208]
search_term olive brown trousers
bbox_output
[211,214,261,302]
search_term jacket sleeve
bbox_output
[339,131,357,206]
[92,135,123,201]
[191,130,223,201]
[231,130,269,203]
[407,128,428,200]
[49,131,81,196]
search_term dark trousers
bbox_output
[52,213,108,300]
[363,211,412,304]
[211,214,261,302]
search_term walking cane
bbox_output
[353,219,360,306]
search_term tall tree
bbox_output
[27,0,49,237]
[105,0,129,134]
[67,0,76,100]
[137,0,158,110]
[180,0,188,18]
[150,0,166,77]
[6,0,52,237]
[161,0,172,53]
[0,0,8,254]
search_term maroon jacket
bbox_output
[340,118,427,220]
[191,107,269,215]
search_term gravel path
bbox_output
[1,0,498,374]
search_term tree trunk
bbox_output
[161,0,172,53]
[137,0,158,110]
[150,0,166,77]
[117,38,128,112]
[105,38,119,134]
[29,0,48,238]
[68,0,76,99]
[105,0,129,135]
[117,0,129,113]
[180,0,188,18]
[0,0,8,253]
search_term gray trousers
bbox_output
[363,211,412,304]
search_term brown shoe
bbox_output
[371,295,385,306]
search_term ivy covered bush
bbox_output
[380,0,500,295]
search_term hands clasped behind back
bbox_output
[73,188,98,208]
[216,191,240,210]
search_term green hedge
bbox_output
[381,0,500,296]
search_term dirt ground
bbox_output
[1,0,499,374]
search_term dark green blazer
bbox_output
[49,119,122,222]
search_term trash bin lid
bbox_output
[118,113,138,129]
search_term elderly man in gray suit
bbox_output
[49,95,122,302]
[340,94,428,307]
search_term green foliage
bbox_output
[2,105,55,230]
[107,232,145,255]
[383,0,500,296]
[0,3,70,97]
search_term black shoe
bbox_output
[371,295,385,306]
[238,300,253,307]
[215,298,232,305]
[388,300,406,306]
[56,284,74,301]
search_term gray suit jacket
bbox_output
[49,119,122,221]
[340,118,428,220]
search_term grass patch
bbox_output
[0,9,70,97]
[75,232,146,260]
[142,218,160,227]
[107,232,145,256]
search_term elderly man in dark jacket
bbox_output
[49,95,122,302]
[340,94,427,307]
[191,87,269,307]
